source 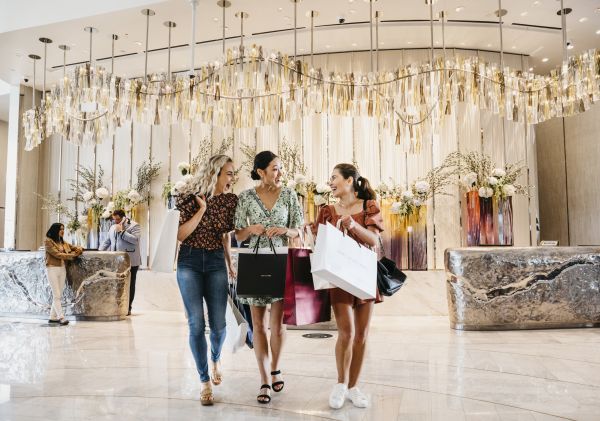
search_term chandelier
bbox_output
[21,0,600,151]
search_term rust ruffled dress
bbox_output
[314,199,384,307]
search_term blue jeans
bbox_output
[177,245,229,383]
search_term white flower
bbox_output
[492,168,506,178]
[95,187,109,199]
[127,190,142,203]
[177,162,191,175]
[170,187,178,196]
[314,194,327,206]
[478,187,493,198]
[124,204,132,211]
[101,210,112,219]
[286,180,297,190]
[378,182,390,193]
[390,202,402,214]
[414,180,430,194]
[401,190,414,200]
[182,174,194,184]
[316,183,331,194]
[88,199,97,206]
[502,184,516,196]
[413,198,423,207]
[488,176,499,186]
[82,191,94,202]
[174,180,186,192]
[464,172,478,187]
[294,174,307,185]
[106,201,115,211]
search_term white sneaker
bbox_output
[329,383,348,409]
[347,386,369,408]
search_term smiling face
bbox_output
[329,168,354,198]
[258,158,283,188]
[216,161,235,193]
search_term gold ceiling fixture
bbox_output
[21,2,600,151]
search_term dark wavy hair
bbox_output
[333,163,376,201]
[46,223,64,243]
[251,150,278,181]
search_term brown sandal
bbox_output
[211,362,222,386]
[200,383,214,406]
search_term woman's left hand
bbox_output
[228,267,237,281]
[340,215,356,231]
[264,227,289,238]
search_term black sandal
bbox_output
[271,370,284,392]
[257,384,271,404]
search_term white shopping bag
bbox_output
[310,254,335,290]
[224,296,249,353]
[310,222,377,300]
[150,209,180,273]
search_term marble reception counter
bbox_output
[0,251,131,321]
[445,247,600,330]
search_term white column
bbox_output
[4,85,20,249]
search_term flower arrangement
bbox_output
[112,189,143,212]
[453,151,528,198]
[312,182,334,206]
[388,154,457,217]
[177,162,190,176]
[134,159,162,202]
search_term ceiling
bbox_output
[0,0,599,92]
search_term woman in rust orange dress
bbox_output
[313,163,383,410]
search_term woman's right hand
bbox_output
[247,224,266,236]
[194,194,207,211]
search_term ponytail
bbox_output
[333,163,376,201]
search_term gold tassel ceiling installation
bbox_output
[22,45,600,151]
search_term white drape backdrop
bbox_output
[39,49,538,269]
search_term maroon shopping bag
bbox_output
[283,248,331,326]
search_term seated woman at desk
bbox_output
[44,223,82,325]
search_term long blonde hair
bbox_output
[196,154,233,196]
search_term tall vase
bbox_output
[306,191,316,224]
[497,196,514,245]
[390,212,409,270]
[479,197,495,246]
[465,191,480,247]
[86,209,100,249]
[130,205,139,223]
[408,206,427,270]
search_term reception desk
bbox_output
[445,247,600,330]
[0,250,131,321]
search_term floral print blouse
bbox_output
[177,193,238,250]
[234,187,304,249]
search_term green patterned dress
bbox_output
[234,187,304,306]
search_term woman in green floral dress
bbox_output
[234,150,303,404]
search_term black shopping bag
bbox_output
[236,238,287,298]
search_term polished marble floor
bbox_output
[1,271,600,420]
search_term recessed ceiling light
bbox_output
[325,44,331,49]
[349,9,357,14]
[135,41,142,46]
[460,42,466,46]
[542,57,549,62]
[528,67,534,71]
[455,6,464,12]
[277,7,283,12]
[487,43,492,47]
[512,45,517,49]
[380,41,385,45]
[596,29,600,35]
[351,43,357,47]
[533,1,540,6]
[213,17,219,22]
[348,0,355,3]
[299,48,305,52]
[579,17,588,23]
[407,41,413,45]
[520,11,528,16]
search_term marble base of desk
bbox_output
[445,247,600,330]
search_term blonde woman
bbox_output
[176,154,238,406]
